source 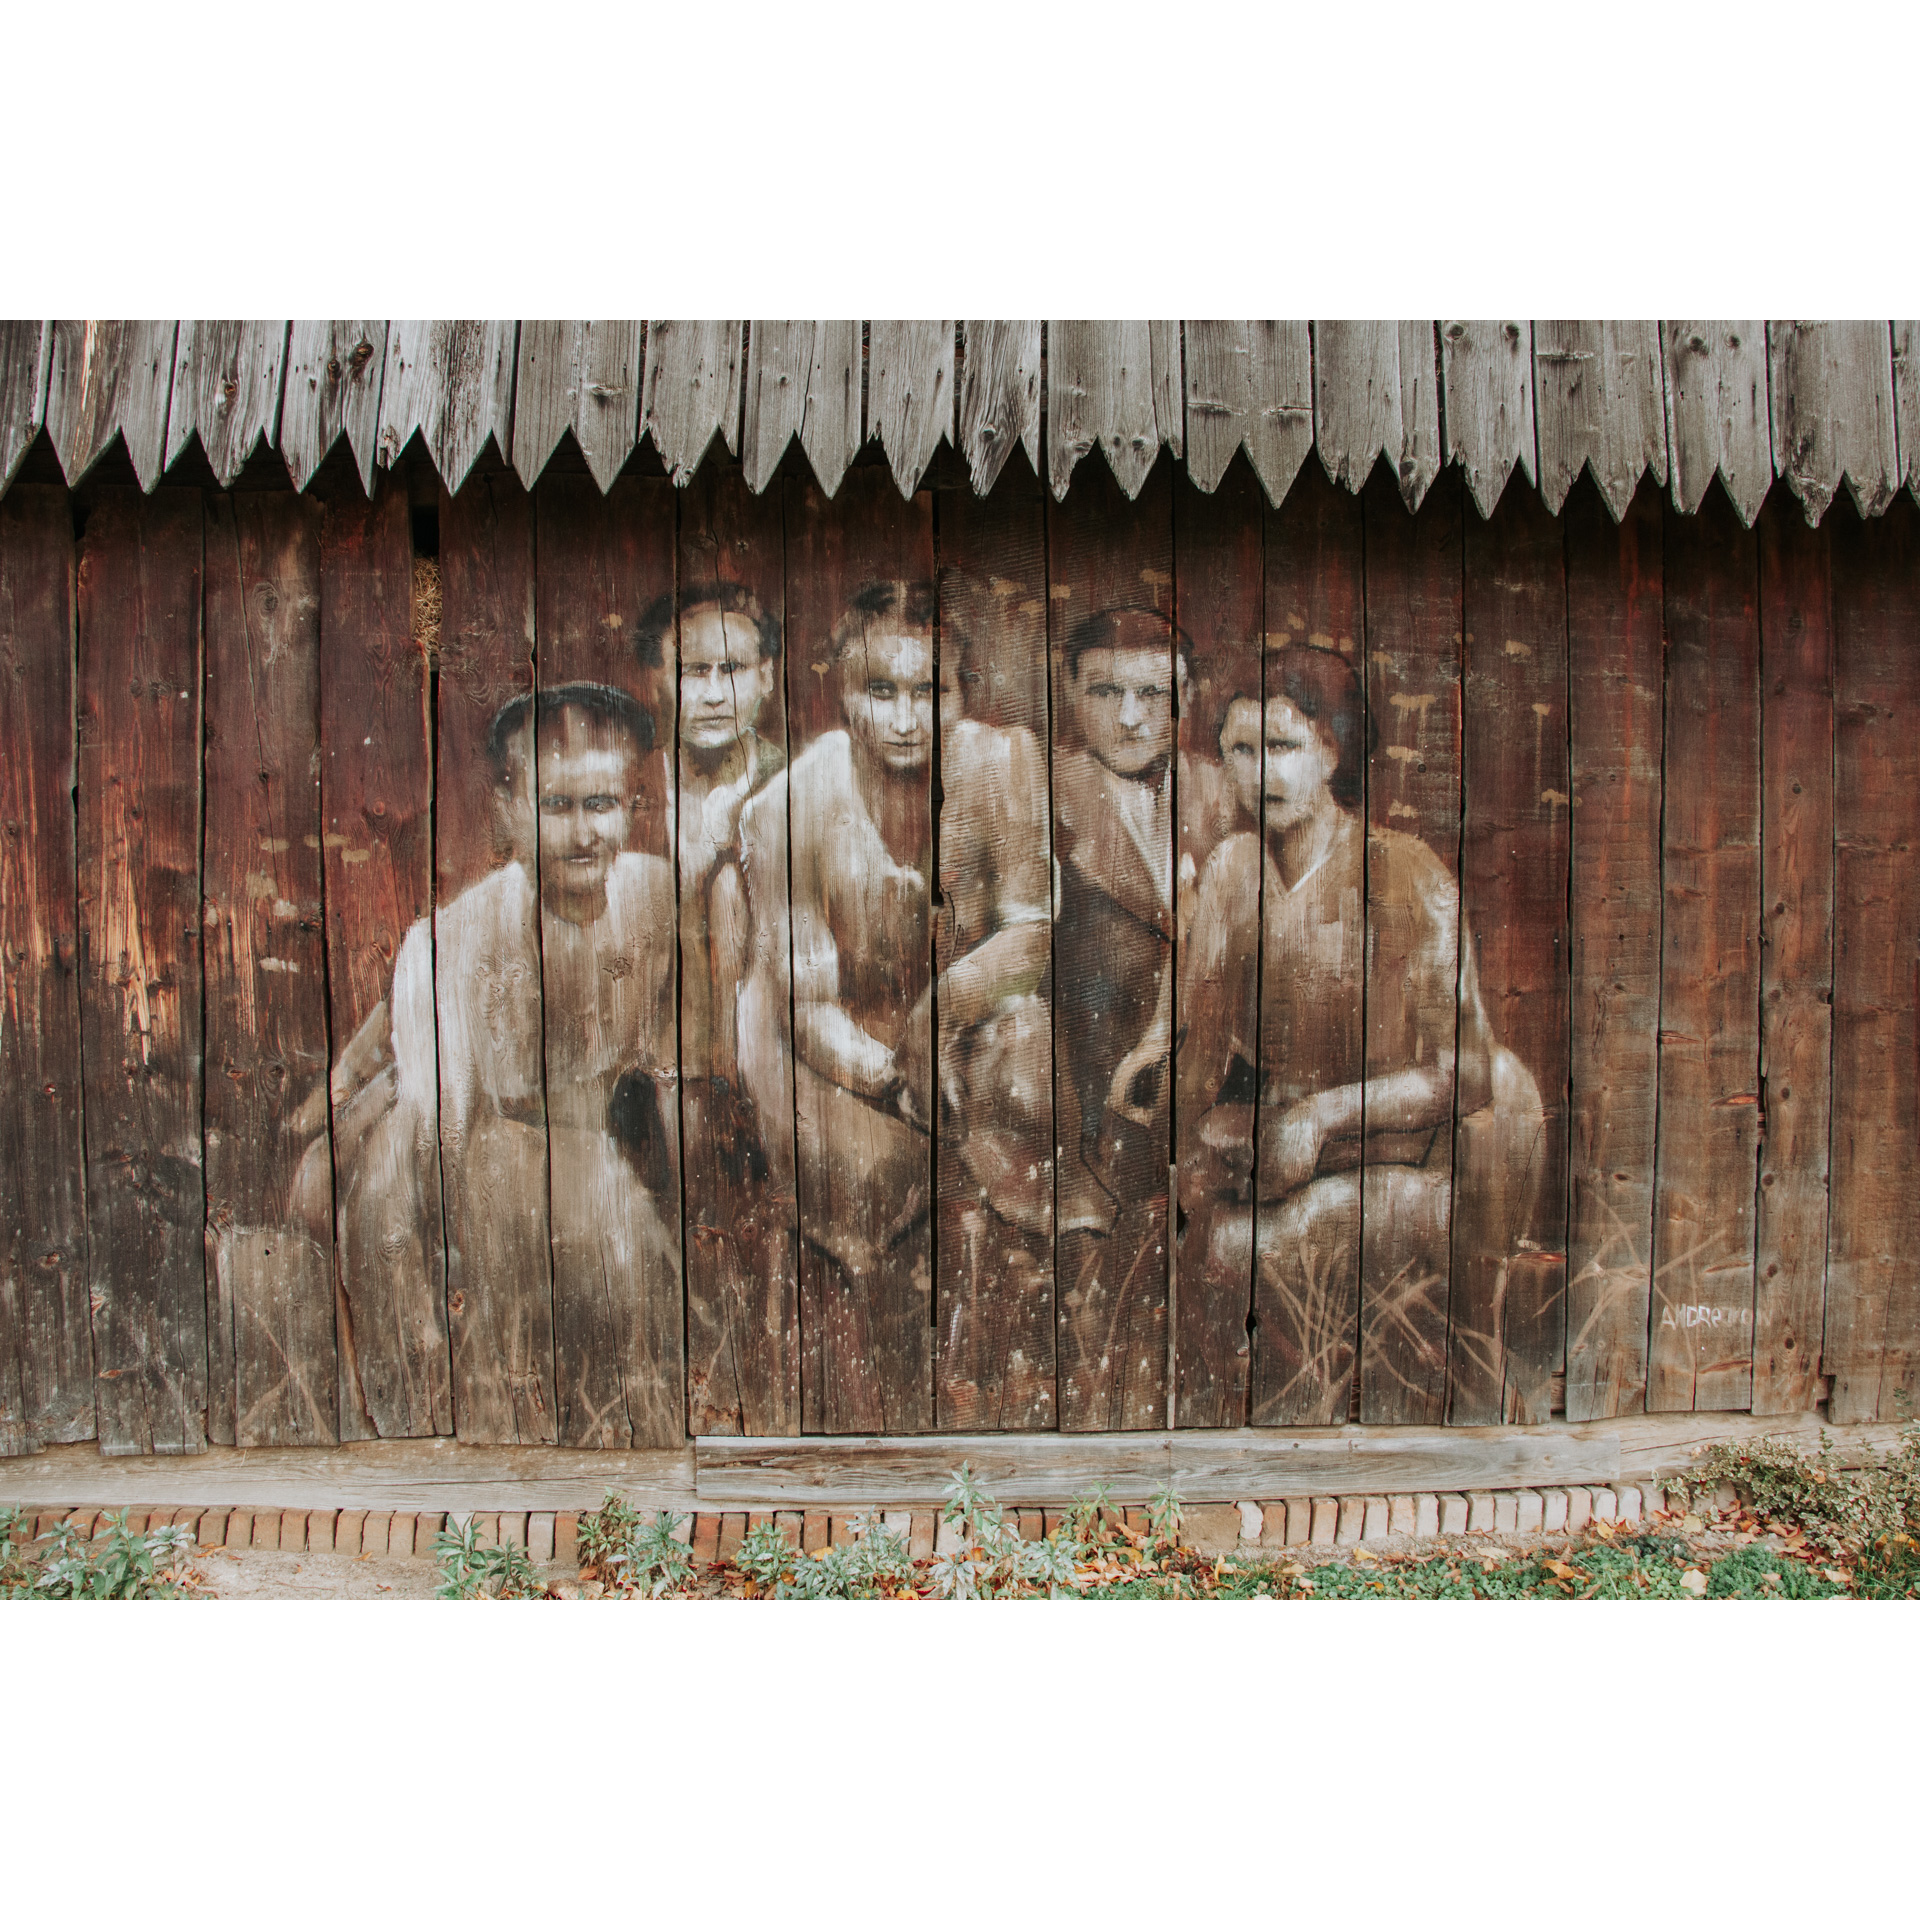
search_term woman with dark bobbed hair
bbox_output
[1176,645,1543,1425]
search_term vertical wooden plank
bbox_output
[0,485,91,1451]
[1245,464,1365,1424]
[533,473,685,1448]
[1050,460,1177,1430]
[1171,458,1263,1427]
[934,462,1057,1430]
[1563,481,1665,1421]
[1895,322,1919,505]
[433,473,555,1444]
[678,461,798,1437]
[1648,489,1762,1412]
[1827,496,1920,1423]
[1751,494,1835,1414]
[76,488,206,1454]
[1312,321,1442,510]
[773,465,937,1432]
[958,321,1041,495]
[510,321,644,493]
[1451,481,1569,1425]
[201,493,337,1447]
[1359,465,1464,1425]
[316,487,450,1439]
[1533,321,1668,521]
[376,322,517,495]
[1048,322,1177,503]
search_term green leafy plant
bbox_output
[433,1518,549,1600]
[1,1507,198,1601]
[734,1519,802,1593]
[575,1490,691,1597]
[1663,1425,1920,1561]
[785,1512,916,1599]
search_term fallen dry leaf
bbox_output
[1680,1515,1705,1535]
[1679,1568,1709,1597]
[1352,1547,1377,1563]
[1593,1519,1615,1541]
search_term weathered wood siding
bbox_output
[11,447,1917,1453]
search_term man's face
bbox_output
[679,608,774,756]
[1220,694,1339,833]
[523,711,641,915]
[842,626,941,776]
[1071,644,1178,777]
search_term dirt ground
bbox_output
[190,1545,448,1600]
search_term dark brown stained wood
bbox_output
[1310,321,1442,510]
[1827,497,1920,1424]
[434,474,555,1445]
[1768,321,1900,526]
[742,321,861,498]
[1648,490,1762,1413]
[0,322,51,494]
[678,462,798,1438]
[642,322,744,486]
[1359,465,1463,1425]
[375,322,517,494]
[958,321,1041,495]
[1439,322,1536,518]
[75,488,206,1455]
[163,323,288,488]
[1047,321,1181,502]
[1533,321,1667,520]
[316,487,450,1440]
[45,322,178,491]
[1171,459,1263,1427]
[782,465,938,1432]
[281,322,387,496]
[1181,321,1313,506]
[532,473,685,1448]
[1751,495,1834,1415]
[1662,323,1770,525]
[1896,323,1919,502]
[1251,464,1364,1424]
[1451,481,1570,1425]
[510,321,643,493]
[868,322,955,498]
[201,494,337,1448]
[0,486,91,1452]
[1049,460,1177,1430]
[935,463,1056,1430]
[1563,482,1665,1422]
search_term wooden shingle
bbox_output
[281,322,387,495]
[1182,319,1312,506]
[511,320,643,492]
[376,321,516,493]
[1046,319,1180,501]
[867,321,955,498]
[0,322,51,493]
[642,320,743,485]
[45,321,178,491]
[958,320,1040,494]
[1439,320,1535,518]
[1533,320,1667,521]
[741,320,861,497]
[1769,320,1900,525]
[1661,322,1770,525]
[164,322,288,488]
[1312,320,1441,510]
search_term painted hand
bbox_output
[1258,1099,1325,1198]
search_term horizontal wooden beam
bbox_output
[0,1415,1902,1514]
[0,1439,695,1514]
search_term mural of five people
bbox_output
[237,467,1543,1448]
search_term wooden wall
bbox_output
[1,453,1915,1455]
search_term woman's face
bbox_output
[1220,694,1341,832]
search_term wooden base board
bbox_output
[0,1412,1903,1513]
